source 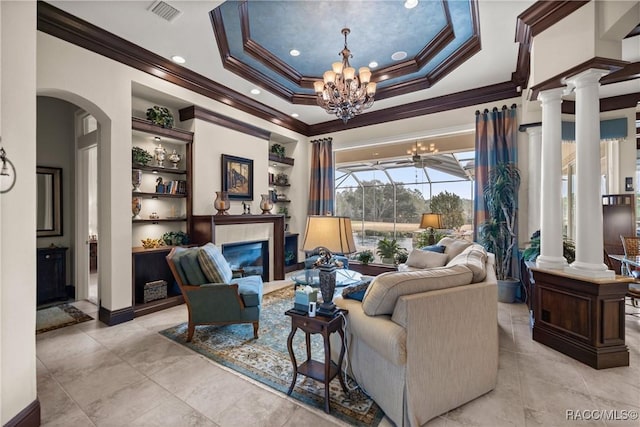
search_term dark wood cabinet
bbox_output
[284,233,301,273]
[132,246,184,317]
[89,241,98,273]
[530,267,630,369]
[37,247,68,305]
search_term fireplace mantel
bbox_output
[191,215,286,280]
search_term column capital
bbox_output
[537,87,565,103]
[564,68,609,90]
[526,126,542,138]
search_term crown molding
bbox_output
[512,1,590,88]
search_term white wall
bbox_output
[1,1,38,423]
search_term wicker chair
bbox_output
[619,236,640,311]
[620,235,640,275]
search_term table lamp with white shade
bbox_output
[302,215,357,316]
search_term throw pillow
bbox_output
[420,244,446,253]
[446,244,488,282]
[197,243,233,284]
[342,278,372,301]
[437,237,473,261]
[178,248,209,285]
[406,249,448,269]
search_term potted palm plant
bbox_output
[376,237,403,264]
[478,163,521,302]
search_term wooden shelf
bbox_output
[274,199,291,203]
[132,117,193,142]
[132,164,187,175]
[132,218,187,223]
[270,183,290,187]
[132,191,186,199]
[269,153,294,166]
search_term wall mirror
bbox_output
[37,166,62,237]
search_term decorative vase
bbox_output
[317,264,338,316]
[260,194,273,214]
[214,191,230,215]
[154,143,167,168]
[132,169,142,192]
[169,149,182,169]
[132,197,142,219]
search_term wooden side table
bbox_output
[285,309,348,413]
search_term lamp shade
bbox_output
[302,215,357,254]
[419,213,443,229]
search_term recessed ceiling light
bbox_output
[289,49,300,57]
[369,61,379,68]
[391,51,407,61]
[171,55,186,64]
[291,113,299,118]
[404,0,419,9]
[250,88,261,95]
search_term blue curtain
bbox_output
[474,105,518,241]
[307,138,334,215]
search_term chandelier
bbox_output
[313,28,377,124]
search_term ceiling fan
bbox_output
[392,141,443,167]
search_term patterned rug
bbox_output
[36,303,93,334]
[160,286,383,426]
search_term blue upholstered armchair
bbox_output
[166,244,263,342]
[303,247,349,270]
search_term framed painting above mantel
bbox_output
[222,154,253,201]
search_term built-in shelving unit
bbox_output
[131,115,193,317]
[268,147,295,232]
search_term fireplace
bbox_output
[222,240,269,282]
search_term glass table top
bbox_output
[292,269,363,287]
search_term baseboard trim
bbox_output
[98,306,135,326]
[4,399,40,427]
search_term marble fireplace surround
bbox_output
[191,215,286,281]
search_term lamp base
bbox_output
[317,301,339,317]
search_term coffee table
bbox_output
[291,268,363,289]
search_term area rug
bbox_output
[36,303,93,334]
[160,287,384,426]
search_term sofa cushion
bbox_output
[178,248,209,285]
[231,275,263,307]
[198,243,233,284]
[405,249,448,269]
[437,237,473,261]
[446,244,488,282]
[362,265,474,316]
[420,244,446,253]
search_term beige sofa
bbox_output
[333,239,498,426]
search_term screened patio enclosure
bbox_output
[335,150,475,261]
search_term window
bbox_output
[336,150,474,260]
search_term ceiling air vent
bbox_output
[148,1,182,22]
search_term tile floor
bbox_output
[37,285,640,427]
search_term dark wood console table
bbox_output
[530,267,631,369]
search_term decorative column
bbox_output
[565,69,613,278]
[526,126,542,238]
[536,88,567,270]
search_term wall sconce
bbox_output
[0,145,17,194]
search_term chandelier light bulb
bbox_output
[332,62,344,74]
[343,67,356,81]
[323,70,336,84]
